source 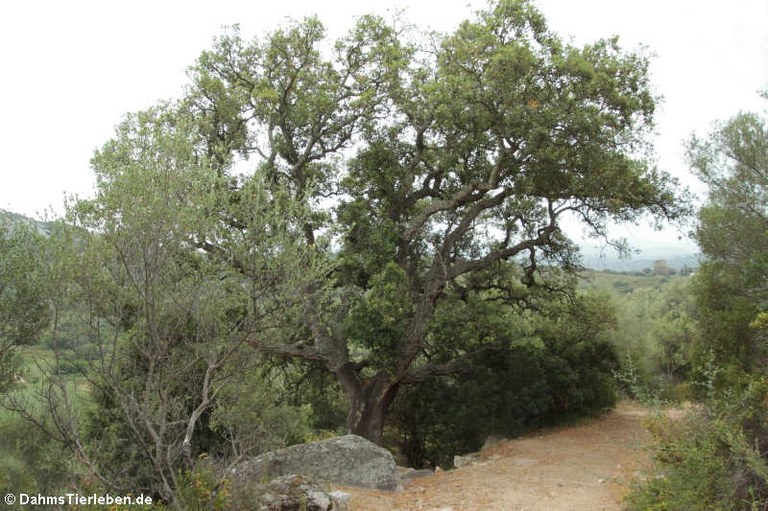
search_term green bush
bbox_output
[626,377,768,511]
[176,457,230,511]
[613,351,664,405]
[0,413,73,506]
[391,292,619,468]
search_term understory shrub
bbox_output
[392,333,617,468]
[626,377,768,511]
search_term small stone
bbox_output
[482,435,503,450]
[400,468,434,482]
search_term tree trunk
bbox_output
[334,363,399,445]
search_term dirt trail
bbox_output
[340,402,653,511]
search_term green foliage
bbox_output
[0,411,73,502]
[0,348,90,505]
[37,102,329,504]
[176,457,230,511]
[688,107,768,380]
[583,271,696,401]
[626,377,768,511]
[0,221,52,397]
[625,101,768,511]
[0,222,51,347]
[392,286,618,468]
[0,342,18,394]
[124,0,681,448]
[276,360,349,438]
[209,362,316,457]
[612,351,664,405]
[331,0,679,439]
[691,260,765,382]
[345,263,413,368]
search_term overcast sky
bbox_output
[1,1,766,256]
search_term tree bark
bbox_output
[334,363,399,445]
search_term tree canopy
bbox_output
[72,0,683,449]
[688,96,768,378]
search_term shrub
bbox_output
[0,413,73,507]
[626,377,768,510]
[176,457,230,511]
[392,322,618,468]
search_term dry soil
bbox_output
[339,402,654,511]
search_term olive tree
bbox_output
[7,104,325,506]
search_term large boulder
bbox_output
[228,435,399,491]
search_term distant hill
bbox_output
[579,252,699,273]
[578,268,692,295]
[0,209,55,236]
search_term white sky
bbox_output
[1,0,766,256]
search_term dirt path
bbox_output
[340,402,652,511]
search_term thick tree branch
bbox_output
[448,200,559,279]
[401,345,503,384]
[403,160,504,243]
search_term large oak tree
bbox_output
[88,1,683,445]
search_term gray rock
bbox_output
[328,491,351,510]
[247,475,350,510]
[453,452,480,468]
[229,435,398,491]
[481,435,503,450]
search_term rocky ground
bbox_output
[338,402,656,511]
